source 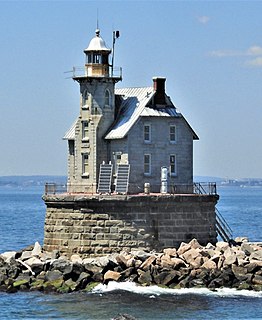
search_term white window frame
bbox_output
[82,121,89,141]
[170,154,177,176]
[144,124,151,143]
[170,125,176,143]
[82,153,89,176]
[144,154,151,175]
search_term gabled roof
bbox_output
[63,118,78,140]
[105,87,155,140]
[63,86,198,141]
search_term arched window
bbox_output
[105,89,111,107]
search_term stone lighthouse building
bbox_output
[64,29,122,194]
[43,29,229,257]
[64,29,199,195]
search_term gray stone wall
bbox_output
[67,79,116,193]
[125,116,194,193]
[43,194,218,257]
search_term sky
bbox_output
[0,0,262,179]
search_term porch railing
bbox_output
[44,182,217,196]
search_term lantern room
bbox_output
[83,29,111,77]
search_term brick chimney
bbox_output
[153,77,166,106]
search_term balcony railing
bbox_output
[44,182,217,196]
[72,66,122,79]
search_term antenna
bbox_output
[96,9,99,30]
[111,30,120,76]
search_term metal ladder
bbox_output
[97,163,113,194]
[115,164,130,194]
[194,183,233,242]
[215,207,233,242]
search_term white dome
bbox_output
[85,29,111,52]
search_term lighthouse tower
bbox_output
[64,29,122,193]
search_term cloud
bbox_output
[208,50,242,57]
[246,57,262,67]
[246,46,262,56]
[197,15,210,24]
[208,45,262,67]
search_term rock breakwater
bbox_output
[0,238,261,293]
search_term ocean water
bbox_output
[0,185,261,320]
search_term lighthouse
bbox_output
[64,29,122,193]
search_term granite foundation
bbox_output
[43,193,218,257]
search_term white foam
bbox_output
[92,281,262,298]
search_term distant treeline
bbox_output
[0,176,67,187]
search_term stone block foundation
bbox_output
[43,193,218,257]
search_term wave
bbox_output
[92,281,262,298]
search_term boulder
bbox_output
[232,265,248,280]
[137,270,152,286]
[201,259,217,270]
[252,275,262,285]
[250,250,262,261]
[177,242,191,256]
[20,251,33,261]
[116,254,128,270]
[216,241,229,252]
[31,242,42,257]
[189,256,204,269]
[241,243,255,256]
[139,256,156,271]
[104,270,121,282]
[1,251,17,263]
[24,257,44,275]
[188,238,203,249]
[153,271,177,286]
[171,258,188,269]
[182,248,201,264]
[130,250,151,261]
[84,263,103,275]
[235,237,249,243]
[70,254,83,264]
[45,270,64,282]
[163,248,177,257]
[51,259,73,276]
[224,254,237,266]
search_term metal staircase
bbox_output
[115,164,130,194]
[97,163,113,194]
[194,182,233,242]
[215,207,233,242]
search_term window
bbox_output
[93,53,101,64]
[82,121,89,140]
[144,124,151,143]
[144,154,151,175]
[82,153,89,176]
[170,154,176,176]
[82,90,90,107]
[105,89,111,107]
[113,152,122,173]
[170,125,176,143]
[68,140,75,156]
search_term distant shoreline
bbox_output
[1,175,262,188]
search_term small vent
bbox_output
[97,163,113,194]
[115,164,130,194]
